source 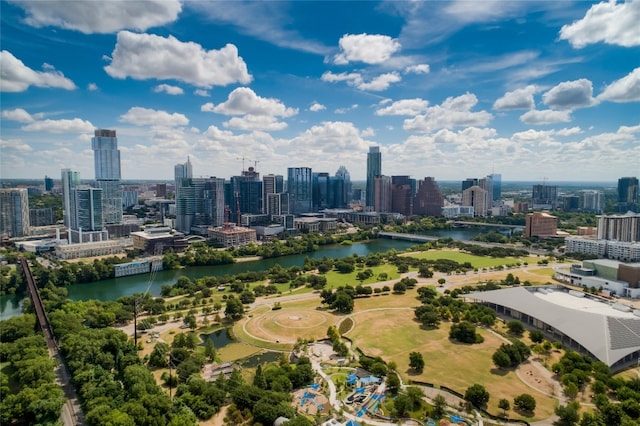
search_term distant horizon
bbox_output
[1,177,625,187]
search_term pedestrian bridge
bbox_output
[377,232,440,242]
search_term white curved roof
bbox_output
[467,286,640,367]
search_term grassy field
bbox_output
[404,250,539,269]
[344,309,556,421]
[321,264,401,289]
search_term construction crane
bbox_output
[235,191,241,225]
[236,156,247,172]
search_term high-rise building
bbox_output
[532,184,558,210]
[374,175,392,213]
[560,195,580,212]
[583,190,604,214]
[489,173,502,202]
[334,165,352,207]
[391,176,414,216]
[479,176,493,206]
[287,167,313,214]
[176,177,225,233]
[597,212,640,242]
[263,174,285,214]
[0,188,30,238]
[44,176,54,192]
[92,129,122,224]
[174,157,193,196]
[312,172,330,211]
[227,167,262,223]
[524,212,558,238]
[617,177,639,212]
[462,178,478,192]
[462,185,489,217]
[366,146,381,208]
[71,186,103,232]
[61,168,81,227]
[413,177,444,216]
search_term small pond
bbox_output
[201,327,236,348]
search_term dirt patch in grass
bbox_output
[243,302,340,344]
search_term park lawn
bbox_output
[345,309,556,421]
[405,250,534,269]
[322,264,400,289]
[525,268,555,277]
[216,341,262,363]
[353,291,422,311]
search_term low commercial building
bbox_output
[55,240,123,260]
[131,226,188,254]
[566,237,640,262]
[114,257,163,277]
[208,223,256,248]
[554,259,640,298]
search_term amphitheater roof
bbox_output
[467,286,640,368]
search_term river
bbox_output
[0,226,508,318]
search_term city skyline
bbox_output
[1,1,639,181]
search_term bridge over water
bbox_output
[451,221,524,230]
[377,231,440,242]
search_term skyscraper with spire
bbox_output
[366,146,381,208]
[92,129,122,224]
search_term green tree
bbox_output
[331,291,354,313]
[529,329,544,343]
[433,394,447,418]
[514,393,536,414]
[450,321,483,344]
[498,398,510,416]
[506,320,525,336]
[394,393,411,417]
[204,339,216,362]
[409,352,425,373]
[393,281,407,293]
[555,401,580,426]
[464,384,490,408]
[224,296,244,320]
[386,371,401,395]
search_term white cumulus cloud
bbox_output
[520,109,572,125]
[309,102,326,112]
[0,50,76,92]
[493,85,537,110]
[321,71,401,92]
[205,87,297,117]
[104,31,252,88]
[559,0,640,48]
[404,64,430,74]
[22,118,94,133]
[376,98,429,116]
[194,89,210,97]
[154,84,184,95]
[2,108,35,123]
[333,33,401,64]
[223,115,288,132]
[120,107,189,127]
[598,67,640,102]
[542,79,596,110]
[358,72,401,91]
[87,83,98,91]
[10,0,182,34]
[403,93,493,132]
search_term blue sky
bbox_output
[1,0,639,182]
